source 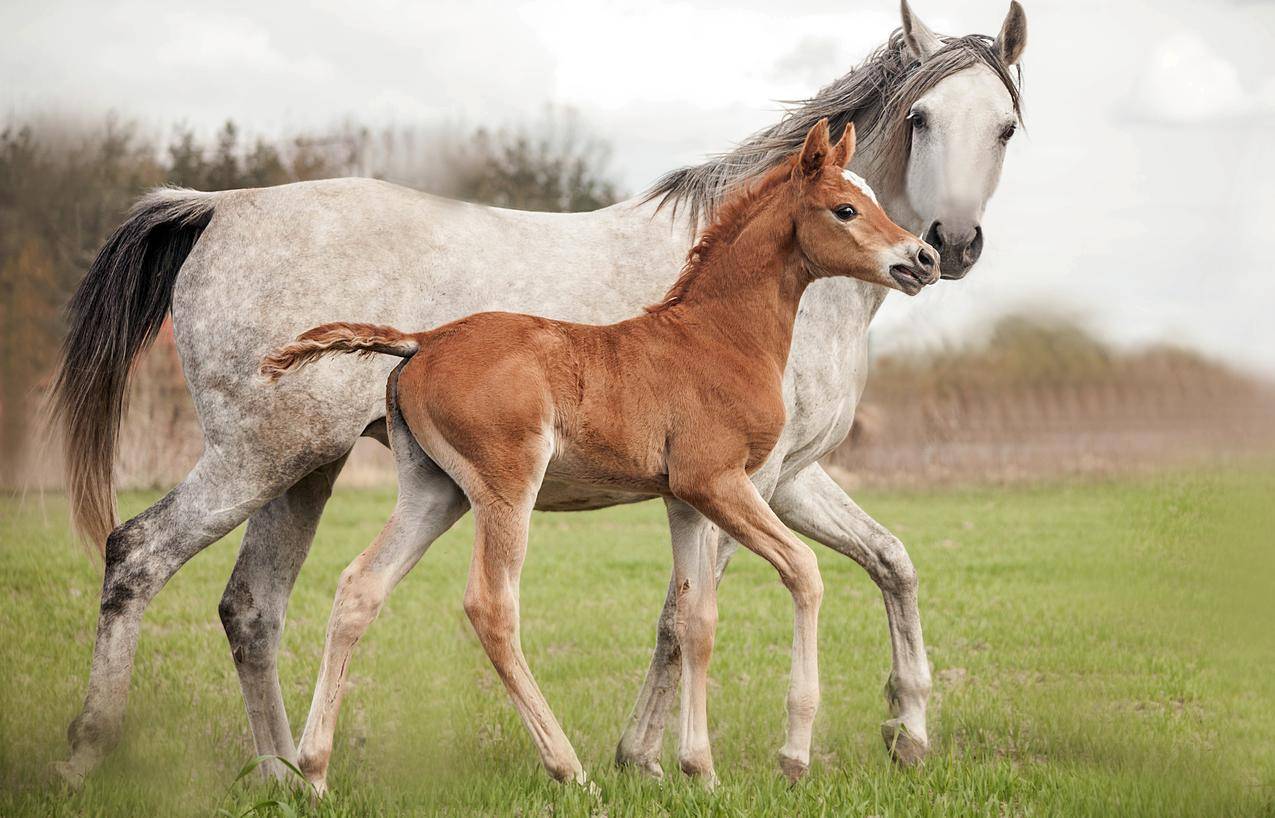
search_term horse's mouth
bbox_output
[889,265,928,295]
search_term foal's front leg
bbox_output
[673,470,824,782]
[771,462,931,764]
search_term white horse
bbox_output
[52,0,1026,784]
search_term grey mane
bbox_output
[645,31,1023,227]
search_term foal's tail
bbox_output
[259,322,421,381]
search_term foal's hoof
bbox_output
[616,754,664,780]
[778,752,809,783]
[51,760,86,790]
[306,778,329,801]
[880,718,928,767]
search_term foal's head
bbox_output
[789,119,938,295]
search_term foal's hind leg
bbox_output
[219,453,349,780]
[295,442,468,795]
[58,455,284,785]
[464,491,586,784]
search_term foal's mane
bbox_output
[645,159,797,314]
[645,30,1023,228]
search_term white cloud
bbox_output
[1131,32,1268,122]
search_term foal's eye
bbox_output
[1000,123,1017,142]
[833,204,857,222]
[907,110,927,131]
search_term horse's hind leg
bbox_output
[295,438,468,796]
[58,455,285,785]
[219,452,350,780]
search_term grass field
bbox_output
[2,472,1273,817]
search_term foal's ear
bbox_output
[799,118,832,178]
[900,0,943,62]
[830,123,856,169]
[994,0,1027,66]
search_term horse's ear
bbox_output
[994,0,1027,66]
[831,123,856,169]
[798,118,832,178]
[900,0,942,62]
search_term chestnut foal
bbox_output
[261,119,938,791]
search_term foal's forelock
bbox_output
[645,31,1022,226]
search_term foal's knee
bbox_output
[783,548,824,609]
[463,584,515,655]
[328,562,385,644]
[674,582,717,646]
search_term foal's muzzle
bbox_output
[888,242,940,295]
[926,222,984,280]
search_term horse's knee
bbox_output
[100,519,157,618]
[218,580,279,671]
[874,536,918,595]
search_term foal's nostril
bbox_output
[917,248,937,271]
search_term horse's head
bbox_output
[893,0,1027,279]
[791,119,939,295]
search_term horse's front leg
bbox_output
[770,462,932,765]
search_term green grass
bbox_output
[1,472,1273,816]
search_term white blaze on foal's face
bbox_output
[841,169,879,205]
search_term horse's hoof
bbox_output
[52,760,86,790]
[880,718,928,766]
[778,752,809,783]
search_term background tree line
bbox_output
[0,109,622,472]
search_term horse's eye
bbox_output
[1000,123,1017,142]
[833,204,857,222]
[907,110,927,131]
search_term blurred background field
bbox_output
[2,472,1273,817]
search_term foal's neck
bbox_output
[659,214,811,371]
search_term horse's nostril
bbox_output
[918,248,936,270]
[924,221,944,250]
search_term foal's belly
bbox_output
[533,478,658,511]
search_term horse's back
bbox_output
[166,179,683,464]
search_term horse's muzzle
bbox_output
[926,222,983,280]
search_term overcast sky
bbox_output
[3,0,1274,374]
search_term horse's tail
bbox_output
[50,187,217,555]
[259,322,422,382]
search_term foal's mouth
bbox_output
[889,264,929,295]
